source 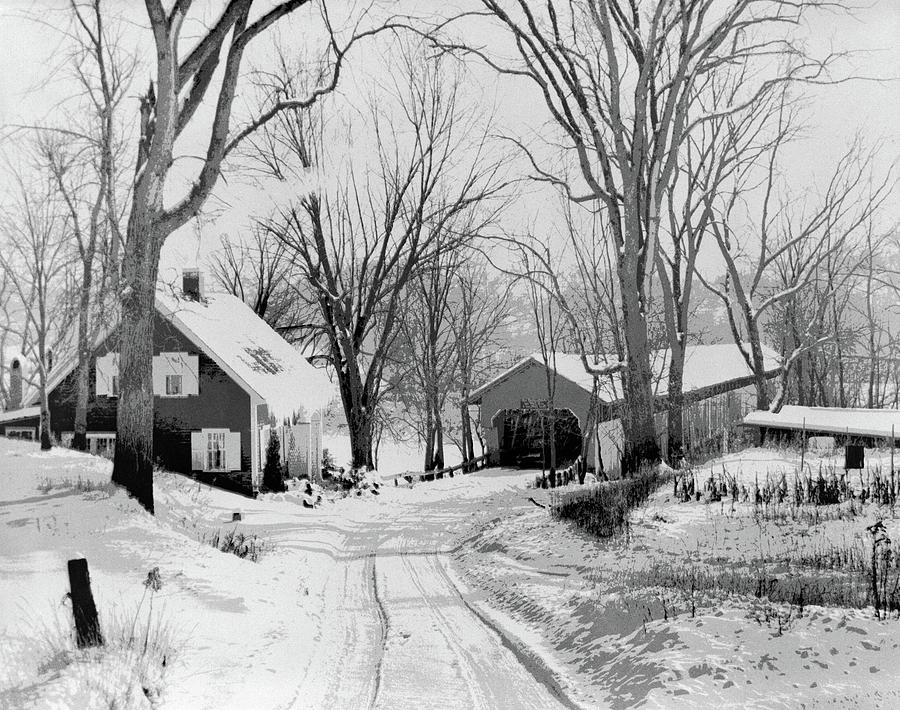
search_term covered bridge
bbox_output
[468,343,780,477]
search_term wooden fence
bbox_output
[383,454,490,486]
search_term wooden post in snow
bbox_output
[800,417,806,474]
[67,558,103,648]
[891,424,894,484]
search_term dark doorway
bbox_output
[497,408,582,469]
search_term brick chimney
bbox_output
[182,268,203,301]
[8,358,22,410]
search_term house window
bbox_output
[111,375,119,397]
[153,352,198,397]
[166,374,182,396]
[87,432,116,459]
[5,427,36,440]
[207,431,226,471]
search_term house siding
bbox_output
[46,312,251,486]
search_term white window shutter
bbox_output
[152,356,167,395]
[184,355,199,395]
[95,354,118,396]
[190,432,204,471]
[95,355,110,396]
[225,432,242,472]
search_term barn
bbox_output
[468,343,781,477]
[0,270,333,492]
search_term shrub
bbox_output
[37,476,117,496]
[262,431,285,493]
[551,466,667,537]
[202,527,272,562]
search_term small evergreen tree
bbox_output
[263,431,285,493]
[321,448,336,477]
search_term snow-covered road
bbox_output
[285,482,572,710]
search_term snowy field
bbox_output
[2,438,900,708]
[457,446,900,708]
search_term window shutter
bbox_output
[190,432,204,471]
[95,354,118,396]
[95,355,110,396]
[184,355,199,395]
[225,432,242,472]
[152,356,167,395]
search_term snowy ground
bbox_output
[2,439,899,709]
[0,438,557,709]
[455,446,900,709]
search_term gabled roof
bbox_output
[27,286,334,418]
[469,343,781,405]
[156,289,333,417]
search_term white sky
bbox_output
[0,0,898,283]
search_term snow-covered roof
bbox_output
[743,405,900,439]
[156,289,334,418]
[0,406,39,423]
[469,343,780,405]
[23,287,334,419]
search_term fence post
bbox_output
[67,558,103,648]
[800,417,806,474]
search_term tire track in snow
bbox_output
[396,551,486,709]
[431,554,585,710]
[367,552,389,710]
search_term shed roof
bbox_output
[469,343,781,405]
[743,405,900,439]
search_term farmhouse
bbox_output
[469,343,781,477]
[0,271,333,492]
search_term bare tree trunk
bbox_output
[667,345,685,466]
[459,393,474,466]
[434,404,445,470]
[39,374,52,451]
[349,413,375,470]
[112,222,161,514]
[548,407,557,476]
[424,406,434,471]
[72,266,94,451]
[620,281,660,472]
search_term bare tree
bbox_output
[209,226,303,337]
[112,1,403,512]
[265,48,506,469]
[436,0,842,471]
[447,258,512,468]
[527,273,563,481]
[32,0,135,450]
[701,122,894,412]
[0,167,76,449]
[395,246,460,471]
